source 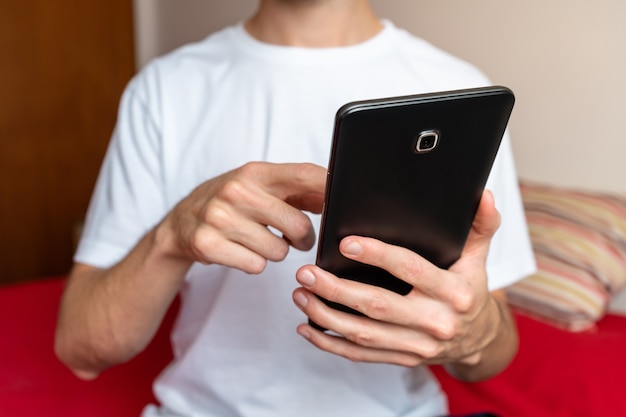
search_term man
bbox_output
[55,1,535,416]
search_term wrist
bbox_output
[149,216,194,275]
[445,292,518,382]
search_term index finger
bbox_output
[242,162,327,202]
[338,236,450,299]
[228,162,326,250]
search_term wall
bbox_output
[133,0,625,193]
[370,0,626,193]
[133,0,257,68]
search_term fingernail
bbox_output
[297,269,316,288]
[293,291,309,308]
[342,240,362,256]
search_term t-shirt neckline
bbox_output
[233,19,397,65]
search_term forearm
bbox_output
[54,221,191,379]
[444,290,518,382]
[55,162,326,379]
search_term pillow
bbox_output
[505,182,626,331]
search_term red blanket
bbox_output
[2,277,625,416]
[433,312,626,416]
[0,278,173,416]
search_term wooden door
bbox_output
[0,1,135,283]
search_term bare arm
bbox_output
[292,190,520,381]
[55,229,191,380]
[55,162,326,379]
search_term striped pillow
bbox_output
[506,182,626,331]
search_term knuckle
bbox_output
[397,256,423,283]
[399,354,422,368]
[203,201,230,226]
[244,257,267,275]
[191,229,215,257]
[290,162,314,183]
[217,179,248,203]
[463,352,483,366]
[419,341,445,359]
[266,239,290,262]
[238,161,263,177]
[343,348,365,363]
[325,280,343,303]
[362,294,390,320]
[492,209,502,230]
[293,162,316,181]
[451,287,475,314]
[432,317,459,341]
[290,215,313,240]
[350,329,375,347]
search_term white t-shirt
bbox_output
[76,21,535,417]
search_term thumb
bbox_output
[460,190,501,261]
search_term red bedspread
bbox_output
[2,277,625,416]
[0,278,174,416]
[433,313,626,416]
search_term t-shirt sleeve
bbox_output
[74,68,167,268]
[484,131,536,291]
